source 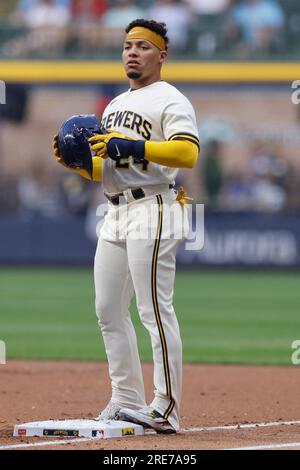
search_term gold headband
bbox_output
[125,26,166,51]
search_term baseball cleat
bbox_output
[96,401,121,421]
[118,407,176,434]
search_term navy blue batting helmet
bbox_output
[58,114,105,178]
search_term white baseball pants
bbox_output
[94,189,188,431]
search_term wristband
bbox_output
[107,137,145,162]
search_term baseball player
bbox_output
[54,19,199,434]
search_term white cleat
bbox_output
[96,401,122,421]
[118,407,176,434]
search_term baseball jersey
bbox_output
[101,80,199,194]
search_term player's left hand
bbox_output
[52,134,70,168]
[89,132,145,162]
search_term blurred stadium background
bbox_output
[0,0,300,365]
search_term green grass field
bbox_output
[0,268,299,365]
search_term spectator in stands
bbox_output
[4,0,71,56]
[223,140,288,212]
[226,0,285,56]
[185,0,230,56]
[60,172,91,215]
[71,0,106,20]
[202,139,224,209]
[12,0,71,25]
[147,0,191,51]
[185,0,229,15]
[249,140,289,210]
[23,0,70,28]
[68,0,107,53]
[100,0,144,49]
[250,141,289,185]
[18,160,65,218]
[250,178,287,212]
[222,172,256,211]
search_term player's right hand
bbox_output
[88,131,129,158]
[89,131,145,162]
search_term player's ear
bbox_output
[159,50,168,64]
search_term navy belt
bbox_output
[105,185,174,206]
[105,188,145,205]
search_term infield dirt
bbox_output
[1,361,300,450]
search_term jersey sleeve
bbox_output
[161,95,200,150]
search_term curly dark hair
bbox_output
[125,19,169,49]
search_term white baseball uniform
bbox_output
[94,80,199,431]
